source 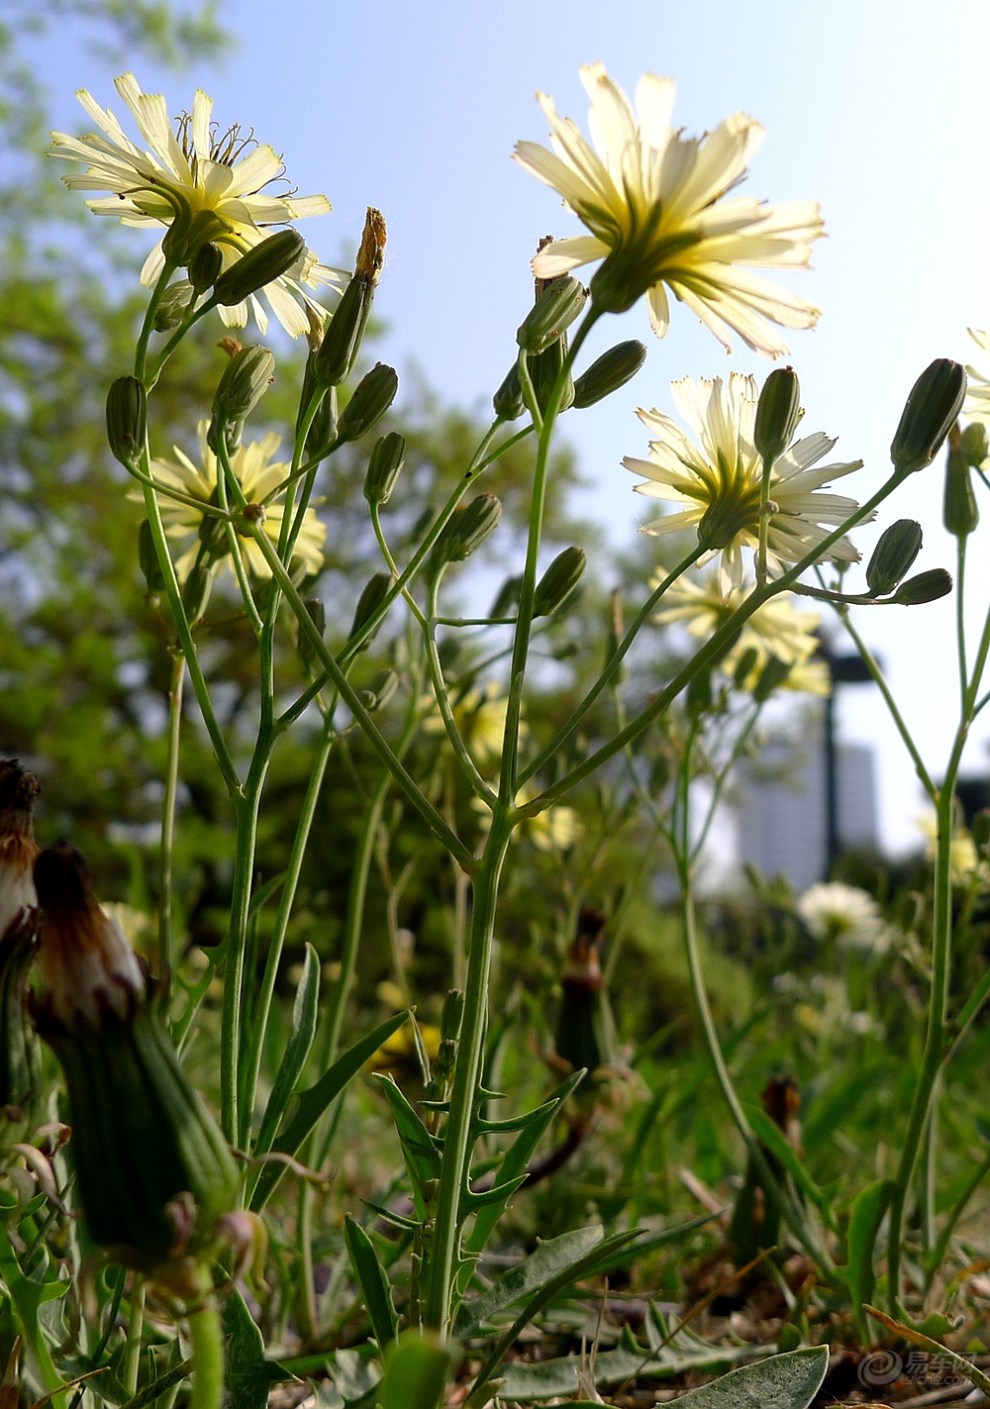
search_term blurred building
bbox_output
[732,729,879,892]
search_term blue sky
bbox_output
[39,0,990,852]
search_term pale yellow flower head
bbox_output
[50,74,343,336]
[142,420,325,584]
[964,328,990,430]
[654,572,828,697]
[514,62,824,355]
[421,683,513,766]
[626,373,865,590]
[918,811,990,890]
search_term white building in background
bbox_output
[732,731,879,893]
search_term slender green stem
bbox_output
[423,575,496,804]
[158,651,185,989]
[244,524,474,869]
[240,725,336,1145]
[122,1278,146,1396]
[185,1275,224,1409]
[424,811,514,1333]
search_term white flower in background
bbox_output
[797,882,888,952]
[144,420,325,582]
[625,374,865,590]
[50,74,342,336]
[514,62,824,355]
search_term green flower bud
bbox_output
[162,207,228,269]
[493,363,525,421]
[892,568,953,605]
[364,432,406,506]
[137,521,165,594]
[572,340,647,408]
[296,355,338,458]
[313,208,386,387]
[754,367,802,463]
[530,336,575,416]
[357,668,399,713]
[516,277,587,354]
[106,376,147,469]
[533,546,587,617]
[890,359,966,475]
[752,655,794,703]
[440,988,464,1044]
[432,494,502,568]
[731,644,761,691]
[866,519,924,595]
[182,563,213,624]
[211,345,275,423]
[687,668,713,716]
[971,808,990,854]
[336,363,398,445]
[32,844,239,1278]
[297,596,326,671]
[348,572,394,648]
[153,279,195,330]
[943,436,979,539]
[212,229,306,307]
[187,241,223,295]
[961,421,989,467]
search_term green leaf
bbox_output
[344,1215,399,1352]
[253,943,320,1159]
[464,1070,583,1261]
[250,1011,409,1211]
[843,1178,892,1332]
[222,1290,296,1409]
[375,1075,442,1220]
[664,1347,829,1409]
[457,1225,605,1336]
[378,1331,458,1409]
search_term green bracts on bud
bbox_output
[530,338,575,416]
[866,519,924,596]
[752,656,794,703]
[348,572,394,648]
[358,668,399,713]
[187,242,223,295]
[890,358,966,475]
[972,808,990,853]
[182,563,213,624]
[296,355,337,458]
[297,597,326,671]
[364,432,406,506]
[960,421,988,467]
[572,340,647,408]
[312,208,387,389]
[212,345,275,423]
[336,363,398,444]
[892,568,953,605]
[944,432,980,539]
[153,280,195,330]
[732,645,761,691]
[432,493,502,568]
[106,377,147,468]
[32,844,239,1277]
[533,546,587,617]
[161,207,228,269]
[754,367,802,463]
[489,574,522,619]
[517,277,587,354]
[493,364,526,421]
[212,229,306,307]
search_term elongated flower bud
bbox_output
[530,336,575,416]
[754,367,802,463]
[533,546,586,617]
[432,494,502,568]
[890,359,966,475]
[866,519,923,596]
[493,363,525,421]
[348,572,393,648]
[153,280,195,331]
[212,229,306,307]
[943,429,979,539]
[106,377,147,469]
[335,363,398,444]
[187,242,223,296]
[313,208,386,387]
[364,432,406,506]
[297,596,326,671]
[572,340,647,408]
[517,277,587,355]
[32,845,239,1280]
[212,345,275,423]
[892,568,953,605]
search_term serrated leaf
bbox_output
[253,943,320,1159]
[222,1289,297,1409]
[250,1011,409,1211]
[343,1215,398,1352]
[457,1225,605,1336]
[376,1075,442,1220]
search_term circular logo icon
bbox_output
[858,1349,903,1387]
